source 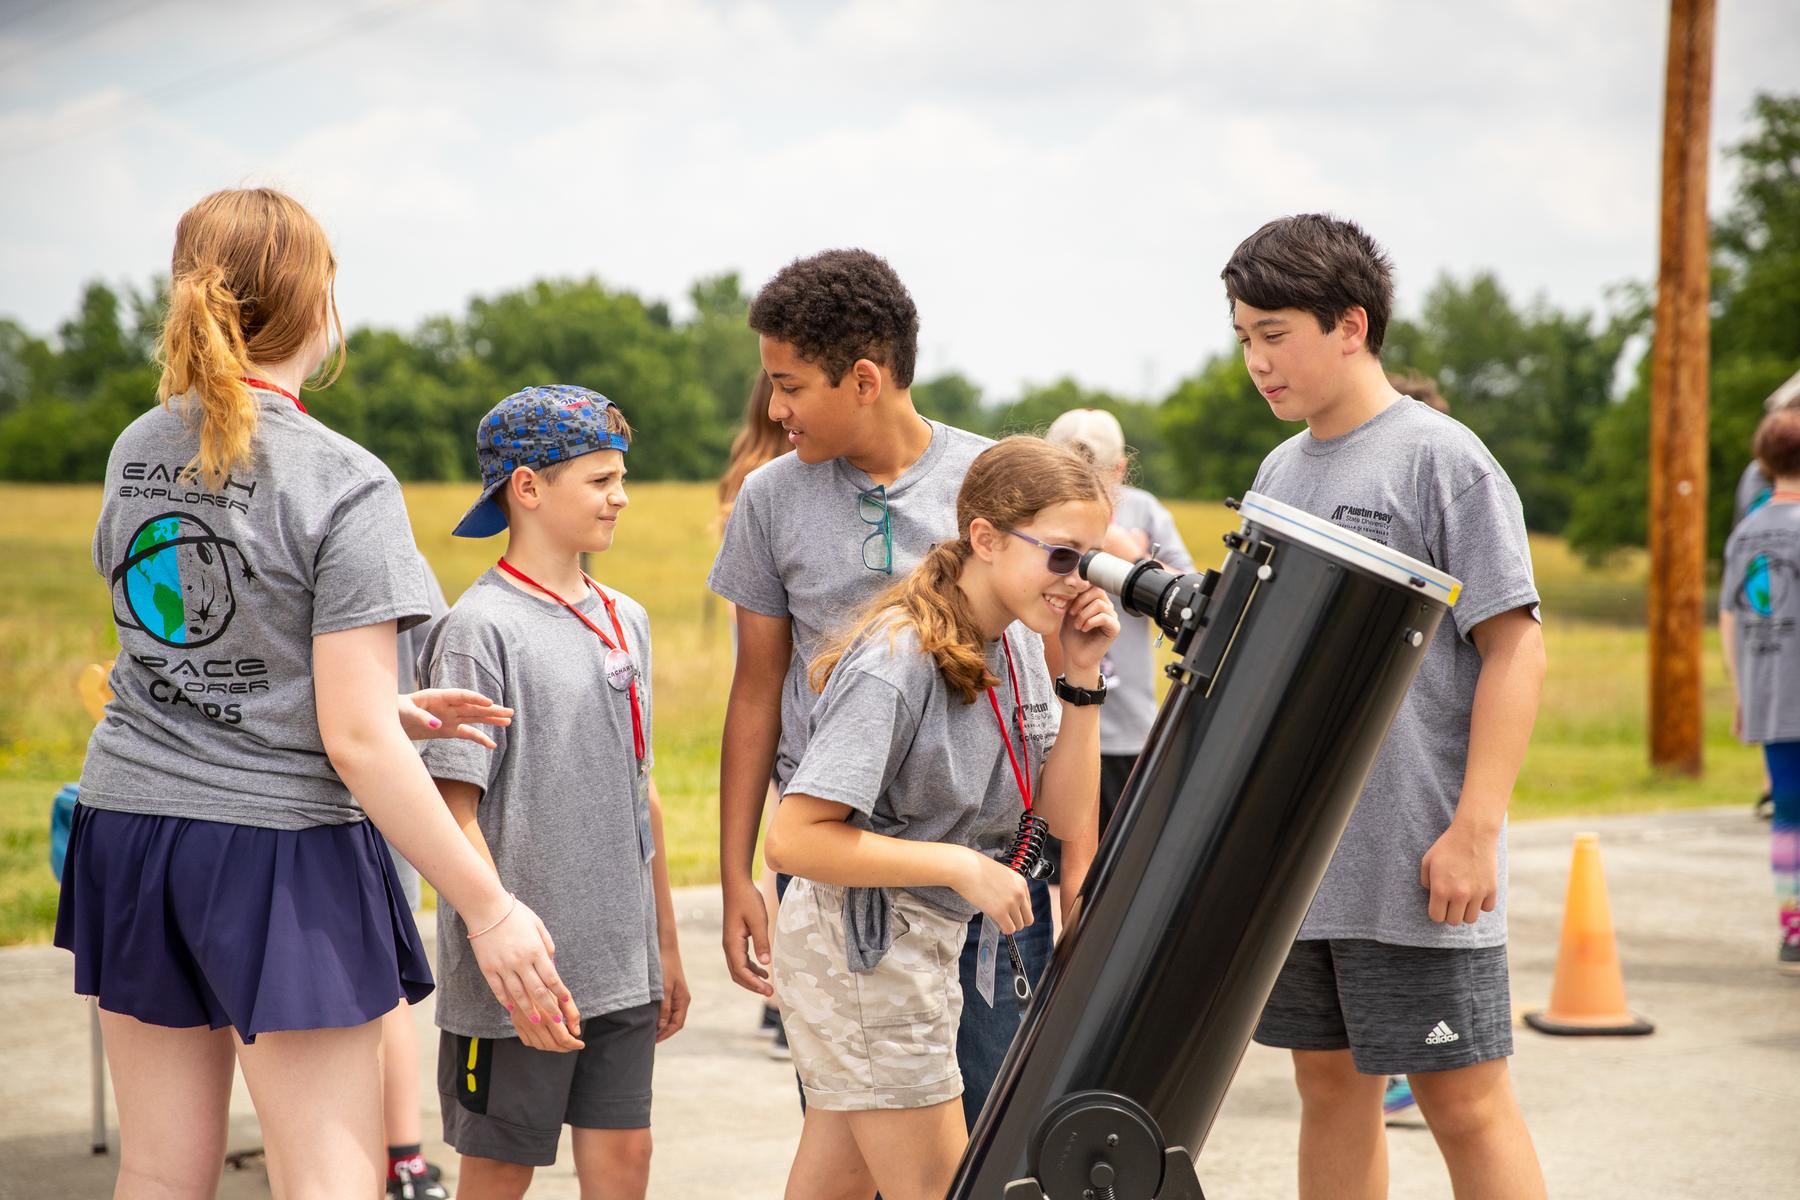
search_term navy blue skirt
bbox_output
[54,804,434,1043]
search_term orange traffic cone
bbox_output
[1524,832,1654,1036]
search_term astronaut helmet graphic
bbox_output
[110,512,247,648]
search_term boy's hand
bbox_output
[401,688,514,748]
[721,876,774,996]
[1058,584,1121,676]
[508,993,585,1053]
[1420,818,1501,926]
[656,952,691,1043]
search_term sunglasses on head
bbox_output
[1007,529,1082,575]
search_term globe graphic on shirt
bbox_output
[1740,552,1796,620]
[113,513,243,648]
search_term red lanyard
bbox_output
[986,635,1033,812]
[240,376,307,414]
[494,558,645,763]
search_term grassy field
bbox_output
[0,482,1760,945]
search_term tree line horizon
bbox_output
[3,93,1794,565]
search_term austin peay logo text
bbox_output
[1328,502,1395,546]
[1020,698,1056,741]
[118,462,257,513]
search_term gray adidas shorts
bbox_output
[1253,938,1514,1076]
[438,1002,658,1167]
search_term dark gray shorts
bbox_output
[438,1002,658,1167]
[1253,938,1514,1076]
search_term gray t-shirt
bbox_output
[80,389,431,830]
[1735,460,1775,526]
[419,569,660,1035]
[1720,500,1800,744]
[1099,486,1195,756]
[399,558,450,689]
[1251,397,1541,950]
[786,621,1060,967]
[707,420,1005,786]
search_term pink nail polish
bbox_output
[553,1013,563,1024]
[429,717,442,728]
[503,1003,513,1013]
[530,1013,541,1024]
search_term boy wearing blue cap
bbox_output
[418,385,689,1199]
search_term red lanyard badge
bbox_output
[240,376,307,414]
[989,635,1052,881]
[987,634,1033,812]
[494,558,646,764]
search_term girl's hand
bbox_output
[401,688,514,748]
[951,848,1034,934]
[1058,584,1121,675]
[508,992,585,1053]
[656,953,692,1043]
[470,896,582,1032]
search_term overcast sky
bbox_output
[2,0,1795,399]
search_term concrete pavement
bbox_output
[2,806,1792,1198]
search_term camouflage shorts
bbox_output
[773,878,966,1111]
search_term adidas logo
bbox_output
[1424,1020,1461,1046]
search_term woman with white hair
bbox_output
[1044,409,1194,836]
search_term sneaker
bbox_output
[1756,793,1774,820]
[1780,940,1800,975]
[387,1161,449,1200]
[760,1003,781,1032]
[1382,1075,1416,1116]
[767,1021,792,1060]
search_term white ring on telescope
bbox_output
[1238,491,1463,607]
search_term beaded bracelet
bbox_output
[466,892,517,940]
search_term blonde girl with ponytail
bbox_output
[56,188,570,1199]
[764,436,1122,1200]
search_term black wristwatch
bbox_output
[1054,675,1107,706]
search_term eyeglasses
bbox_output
[1008,529,1082,575]
[859,485,893,574]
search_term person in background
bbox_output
[1386,368,1450,416]
[383,556,453,1199]
[1730,368,1800,821]
[1042,408,1193,922]
[1719,405,1800,973]
[712,371,795,1057]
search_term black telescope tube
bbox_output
[947,520,1451,1199]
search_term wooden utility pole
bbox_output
[1647,0,1714,774]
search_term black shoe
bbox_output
[387,1161,449,1200]
[767,1021,792,1060]
[1756,793,1775,820]
[760,1002,781,1032]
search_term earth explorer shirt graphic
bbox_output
[1722,498,1800,745]
[111,512,250,648]
[79,390,431,830]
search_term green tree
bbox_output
[1567,91,1800,560]
[462,278,717,481]
[913,371,987,433]
[1157,352,1288,500]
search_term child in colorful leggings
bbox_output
[1720,406,1800,972]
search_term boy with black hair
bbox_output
[1223,214,1548,1200]
[709,249,1083,1156]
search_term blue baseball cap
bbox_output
[452,385,631,538]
